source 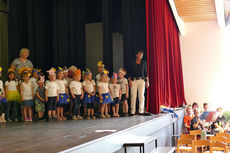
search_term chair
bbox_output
[209,142,228,153]
[210,136,227,151]
[193,140,211,153]
[176,138,193,153]
[215,133,230,139]
[190,130,202,140]
[180,134,196,140]
[224,138,230,152]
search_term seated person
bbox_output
[212,107,226,133]
[200,103,209,120]
[184,106,194,133]
[190,109,204,131]
[200,103,208,114]
[192,102,199,115]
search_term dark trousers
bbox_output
[6,102,19,120]
[72,95,81,116]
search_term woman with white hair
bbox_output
[10,48,33,80]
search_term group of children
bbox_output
[0,61,130,122]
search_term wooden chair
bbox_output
[215,133,230,139]
[192,140,211,153]
[190,130,202,140]
[224,138,230,152]
[209,142,228,153]
[210,136,227,151]
[180,134,196,140]
[176,138,193,153]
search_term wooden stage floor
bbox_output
[0,115,159,153]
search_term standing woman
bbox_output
[10,48,33,80]
[129,50,149,115]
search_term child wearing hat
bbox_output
[35,75,46,120]
[5,68,21,122]
[109,73,121,117]
[56,67,70,121]
[97,70,113,118]
[117,68,129,117]
[0,67,7,123]
[45,68,59,121]
[19,67,34,121]
[70,69,84,120]
[82,69,96,120]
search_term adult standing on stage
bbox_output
[129,50,149,115]
[10,48,33,80]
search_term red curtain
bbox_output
[146,0,186,114]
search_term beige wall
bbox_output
[85,23,103,77]
[180,20,230,111]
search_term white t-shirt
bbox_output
[0,80,3,94]
[30,77,38,94]
[5,80,18,91]
[109,84,120,98]
[97,82,109,94]
[117,78,128,94]
[64,77,72,86]
[45,81,59,97]
[70,81,82,95]
[55,80,67,94]
[22,82,33,100]
[82,80,95,93]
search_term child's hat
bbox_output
[18,67,32,76]
[56,67,63,73]
[84,68,91,76]
[37,75,45,83]
[32,68,41,75]
[8,68,15,74]
[0,66,2,73]
[73,69,81,77]
[47,67,56,75]
[101,69,109,75]
[64,66,68,73]
[97,61,104,67]
[118,68,127,75]
[111,73,117,79]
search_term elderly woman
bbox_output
[10,48,33,80]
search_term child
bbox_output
[19,67,34,121]
[35,76,46,120]
[109,73,121,117]
[45,68,59,121]
[70,69,84,120]
[5,68,21,122]
[0,67,7,123]
[56,67,69,121]
[95,61,104,85]
[98,70,113,118]
[117,68,129,117]
[82,69,96,120]
[30,69,40,94]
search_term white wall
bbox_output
[180,20,230,111]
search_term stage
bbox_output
[0,110,184,153]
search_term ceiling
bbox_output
[174,0,217,22]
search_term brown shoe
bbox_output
[72,116,78,120]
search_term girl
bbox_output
[82,69,96,120]
[5,68,21,122]
[70,69,83,120]
[35,76,46,120]
[109,73,121,117]
[117,68,129,117]
[19,67,34,121]
[0,66,7,123]
[45,68,59,121]
[98,70,113,118]
[56,67,69,121]
[30,69,40,94]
